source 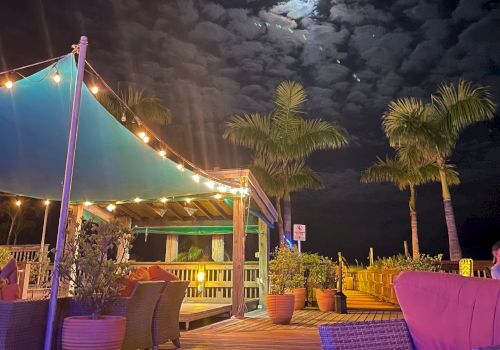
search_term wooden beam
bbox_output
[165,235,179,262]
[258,219,270,308]
[210,201,230,219]
[193,201,216,220]
[84,205,114,222]
[232,197,246,318]
[173,202,190,220]
[116,204,142,221]
[212,234,225,262]
[166,203,184,221]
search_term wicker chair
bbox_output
[152,280,189,349]
[319,320,415,350]
[0,299,50,350]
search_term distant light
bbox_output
[15,200,21,207]
[138,132,146,139]
[217,185,227,193]
[52,73,61,83]
[106,204,116,212]
[229,188,238,195]
[213,194,222,199]
[158,150,166,158]
[134,197,142,203]
[5,81,13,89]
[143,136,150,143]
[90,85,99,94]
[160,197,168,203]
[44,200,50,206]
[185,198,192,203]
[205,181,214,189]
[83,201,92,207]
[192,174,200,183]
[197,271,205,282]
[177,163,185,171]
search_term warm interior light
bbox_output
[90,85,99,94]
[83,201,92,207]
[44,200,50,205]
[229,188,238,195]
[185,198,192,203]
[213,194,222,199]
[192,174,200,183]
[106,204,116,212]
[177,163,184,171]
[197,271,205,282]
[205,181,214,189]
[160,197,168,203]
[143,136,150,143]
[5,80,13,89]
[217,185,227,193]
[52,73,61,83]
[15,200,21,206]
[134,197,142,203]
[158,150,166,157]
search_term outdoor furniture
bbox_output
[152,280,189,349]
[319,271,500,350]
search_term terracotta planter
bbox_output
[62,315,126,350]
[266,294,295,324]
[293,288,307,310]
[315,288,336,312]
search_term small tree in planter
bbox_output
[58,220,134,350]
[310,256,337,312]
[267,247,304,324]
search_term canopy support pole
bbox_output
[44,36,88,350]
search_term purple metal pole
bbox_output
[44,36,88,350]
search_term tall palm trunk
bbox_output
[408,184,419,260]
[283,191,292,246]
[275,198,285,247]
[6,210,19,245]
[438,158,462,260]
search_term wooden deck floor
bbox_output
[160,290,403,349]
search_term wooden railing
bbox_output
[0,244,49,263]
[353,260,493,306]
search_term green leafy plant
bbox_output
[0,246,12,268]
[369,254,442,272]
[269,247,305,294]
[175,246,203,262]
[58,220,134,320]
[309,256,337,290]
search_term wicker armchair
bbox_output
[319,320,415,350]
[152,280,189,349]
[0,299,50,350]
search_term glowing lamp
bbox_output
[177,163,185,171]
[197,271,205,282]
[143,136,150,143]
[106,204,116,212]
[90,85,99,94]
[213,194,222,199]
[134,197,142,203]
[15,200,21,207]
[83,201,92,207]
[158,150,166,157]
[192,174,200,183]
[205,181,214,189]
[5,80,13,89]
[44,200,50,206]
[185,198,192,203]
[52,73,61,83]
[138,132,146,139]
[160,197,168,203]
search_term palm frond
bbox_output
[361,156,408,189]
[418,163,460,186]
[274,80,307,118]
[251,157,285,198]
[287,164,324,192]
[223,113,278,154]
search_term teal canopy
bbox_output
[0,54,218,203]
[133,225,259,235]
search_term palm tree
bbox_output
[361,156,460,259]
[98,85,172,126]
[224,81,348,245]
[382,80,495,260]
[251,157,323,246]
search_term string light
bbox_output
[52,72,61,83]
[229,188,238,195]
[213,194,222,199]
[158,150,166,158]
[217,185,227,193]
[83,201,92,207]
[134,197,142,203]
[138,132,146,139]
[160,197,168,203]
[205,181,214,189]
[44,199,50,205]
[192,174,200,183]
[90,85,99,94]
[5,81,13,89]
[142,136,150,143]
[177,163,185,171]
[15,199,21,206]
[185,198,192,203]
[106,204,116,212]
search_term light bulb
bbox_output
[134,197,142,203]
[160,197,168,203]
[197,271,205,282]
[177,163,184,171]
[217,185,227,193]
[106,204,116,212]
[15,200,21,206]
[213,194,222,199]
[5,81,13,89]
[158,150,166,158]
[44,200,50,205]
[205,181,214,189]
[138,132,146,139]
[143,136,150,143]
[229,188,238,195]
[52,73,61,83]
[192,174,200,183]
[185,198,192,203]
[83,201,92,207]
[91,86,99,94]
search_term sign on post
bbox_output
[293,224,306,253]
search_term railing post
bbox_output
[19,262,31,299]
[334,252,347,314]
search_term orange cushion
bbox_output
[119,267,150,297]
[0,283,20,301]
[148,265,178,291]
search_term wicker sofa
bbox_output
[319,271,500,350]
[152,280,189,349]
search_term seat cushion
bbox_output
[0,283,20,300]
[119,267,150,297]
[394,271,500,350]
[148,265,178,291]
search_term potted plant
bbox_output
[310,256,337,312]
[294,252,318,310]
[267,247,304,324]
[59,220,133,350]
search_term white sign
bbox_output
[293,224,306,241]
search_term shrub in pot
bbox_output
[58,220,134,350]
[310,257,337,312]
[267,247,304,324]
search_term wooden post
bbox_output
[403,241,409,257]
[116,216,132,262]
[212,235,225,262]
[369,247,374,266]
[18,262,31,299]
[232,197,245,318]
[165,235,179,262]
[258,219,269,308]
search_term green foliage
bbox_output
[369,254,443,272]
[175,246,203,262]
[58,221,134,319]
[29,252,50,286]
[0,247,11,268]
[308,255,338,290]
[269,247,305,294]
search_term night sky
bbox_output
[1,0,499,261]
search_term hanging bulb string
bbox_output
[83,59,236,189]
[0,54,68,76]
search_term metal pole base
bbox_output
[334,292,347,314]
